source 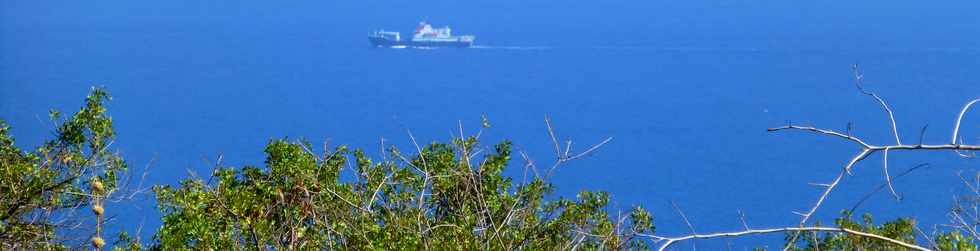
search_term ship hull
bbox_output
[368,37,472,48]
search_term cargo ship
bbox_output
[369,21,475,48]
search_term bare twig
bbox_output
[774,140,980,240]
[422,224,461,234]
[882,148,901,200]
[952,98,980,144]
[852,64,902,145]
[404,127,432,248]
[737,210,750,231]
[772,68,980,250]
[670,201,698,251]
[322,186,370,213]
[542,117,613,178]
[919,125,929,146]
[913,224,939,250]
[566,137,613,161]
[768,125,872,148]
[545,117,562,158]
[644,226,931,251]
[850,163,929,212]
[365,173,391,212]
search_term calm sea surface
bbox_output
[3,1,979,248]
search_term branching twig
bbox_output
[850,163,929,212]
[852,64,902,145]
[543,117,613,178]
[737,210,750,231]
[952,98,980,145]
[882,148,901,200]
[772,67,980,250]
[768,125,872,149]
[670,201,698,251]
[643,226,931,251]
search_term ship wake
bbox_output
[469,45,553,50]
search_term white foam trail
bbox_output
[470,45,553,50]
[464,45,980,52]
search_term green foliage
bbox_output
[152,137,656,250]
[785,210,975,251]
[5,88,977,250]
[935,231,977,251]
[0,87,126,249]
[786,210,915,250]
[114,231,144,251]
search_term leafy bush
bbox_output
[152,137,655,250]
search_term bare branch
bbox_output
[783,149,869,248]
[807,182,832,188]
[645,226,931,251]
[403,127,432,240]
[771,69,980,250]
[952,98,980,144]
[957,171,980,196]
[541,118,613,178]
[458,120,471,166]
[422,224,461,234]
[867,143,980,151]
[852,64,902,145]
[913,224,939,250]
[517,150,541,179]
[850,163,929,212]
[563,139,572,159]
[736,210,750,231]
[566,137,613,161]
[670,201,698,251]
[951,210,980,241]
[544,116,561,158]
[768,125,872,149]
[405,128,429,172]
[882,148,901,200]
[919,124,929,146]
[322,186,370,213]
[365,173,391,212]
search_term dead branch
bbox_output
[852,64,902,145]
[670,201,698,250]
[850,163,929,212]
[543,116,613,178]
[768,125,872,148]
[643,226,931,251]
[769,66,980,250]
[952,99,980,145]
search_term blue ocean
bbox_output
[2,1,979,248]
